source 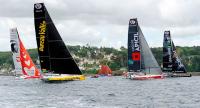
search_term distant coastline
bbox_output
[1,70,200,76]
[0,71,14,76]
[1,46,200,76]
[189,72,200,76]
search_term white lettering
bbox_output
[133,32,140,51]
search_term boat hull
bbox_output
[17,75,41,79]
[41,74,85,82]
[24,76,41,79]
[130,74,164,80]
[163,72,192,77]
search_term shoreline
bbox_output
[1,71,200,76]
[188,72,200,76]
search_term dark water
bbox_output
[0,76,200,108]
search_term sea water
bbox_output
[0,76,200,108]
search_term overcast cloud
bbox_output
[0,0,200,51]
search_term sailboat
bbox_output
[98,65,112,76]
[91,65,112,78]
[163,31,191,77]
[34,3,85,81]
[127,18,163,80]
[10,28,41,79]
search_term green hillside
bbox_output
[1,45,200,74]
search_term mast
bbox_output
[34,3,82,74]
[128,18,141,72]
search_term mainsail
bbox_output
[128,19,141,72]
[163,31,186,73]
[34,3,82,74]
[10,28,41,78]
[10,28,22,76]
[128,18,161,74]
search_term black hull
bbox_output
[164,72,192,77]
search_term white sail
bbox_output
[10,28,22,76]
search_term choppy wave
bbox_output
[0,76,200,108]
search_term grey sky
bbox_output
[0,0,200,51]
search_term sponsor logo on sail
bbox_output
[131,32,140,51]
[129,19,136,25]
[35,3,42,9]
[132,52,140,61]
[164,31,170,35]
[39,21,46,52]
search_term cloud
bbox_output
[158,0,200,26]
[1,0,200,51]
